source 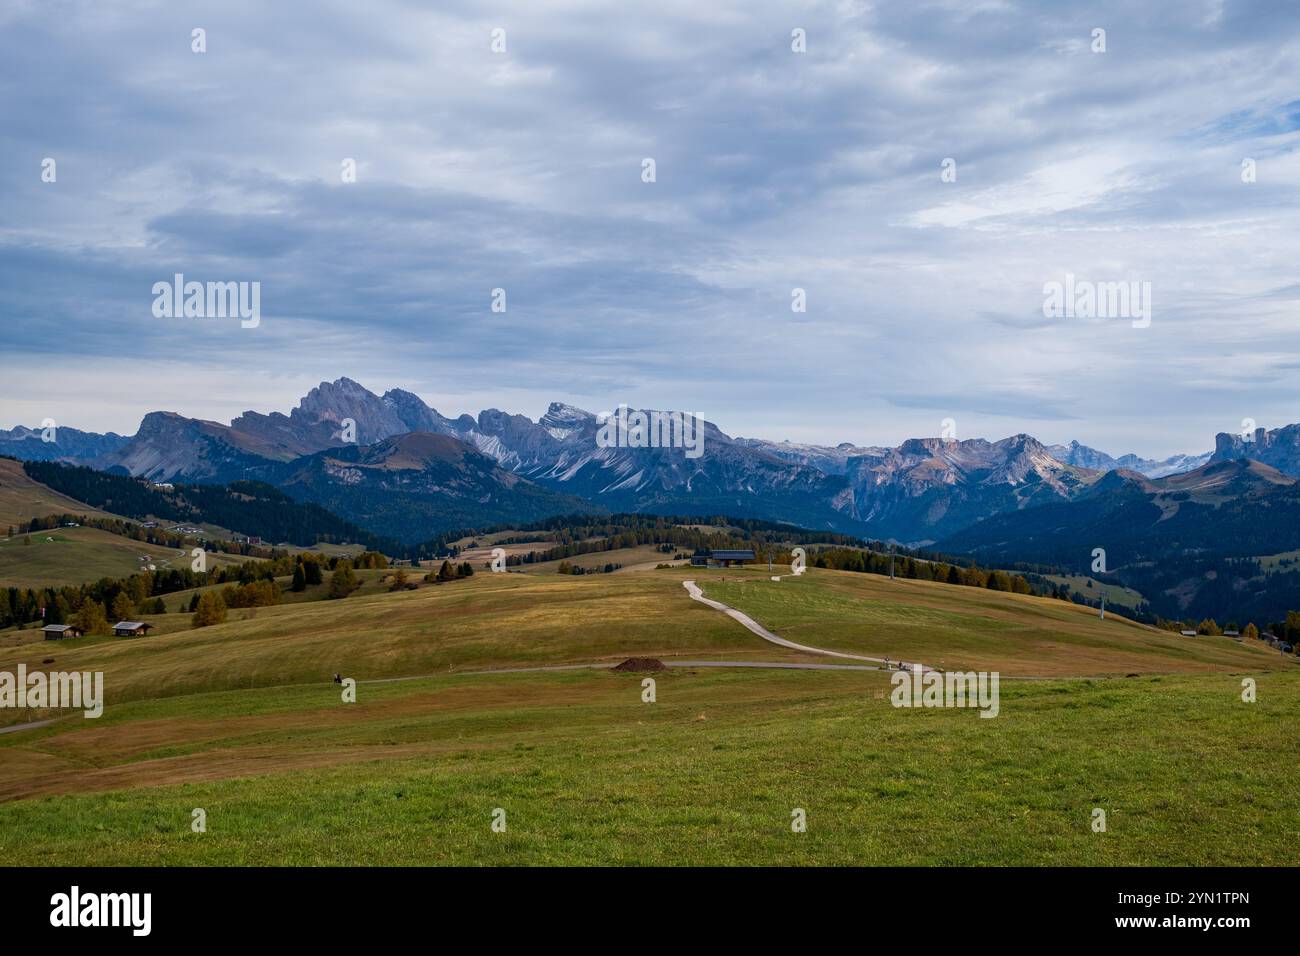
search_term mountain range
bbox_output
[937,458,1300,623]
[1044,440,1211,479]
[3,378,1297,552]
[938,458,1300,567]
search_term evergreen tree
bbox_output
[291,563,307,592]
[304,559,323,586]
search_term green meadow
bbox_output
[1,666,1295,865]
[0,565,1296,865]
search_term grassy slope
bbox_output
[0,458,249,588]
[516,544,684,573]
[2,565,1296,865]
[698,568,1289,676]
[4,567,1290,723]
[1043,573,1146,609]
[1257,549,1300,572]
[1,666,1296,865]
[0,571,795,723]
[0,526,247,589]
[0,458,113,528]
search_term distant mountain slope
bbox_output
[103,411,293,484]
[939,459,1297,566]
[841,435,1097,543]
[732,437,887,476]
[22,459,404,552]
[1046,440,1210,478]
[937,458,1300,622]
[457,402,864,533]
[0,424,129,463]
[277,431,602,543]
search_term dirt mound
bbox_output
[612,657,667,672]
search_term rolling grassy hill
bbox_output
[0,526,248,589]
[0,457,112,529]
[0,458,257,588]
[0,457,376,593]
[0,571,786,721]
[1041,573,1146,611]
[8,566,1285,721]
[699,569,1284,676]
[1,565,1295,865]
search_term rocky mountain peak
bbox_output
[296,378,376,418]
[542,402,594,424]
[1211,422,1300,477]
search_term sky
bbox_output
[3,0,1300,458]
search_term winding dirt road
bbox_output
[682,579,933,670]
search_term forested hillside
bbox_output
[20,459,403,553]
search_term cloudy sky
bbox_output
[3,0,1299,457]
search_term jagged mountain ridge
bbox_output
[839,434,1099,542]
[276,431,601,542]
[1210,423,1300,477]
[1046,440,1211,478]
[4,377,1291,544]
